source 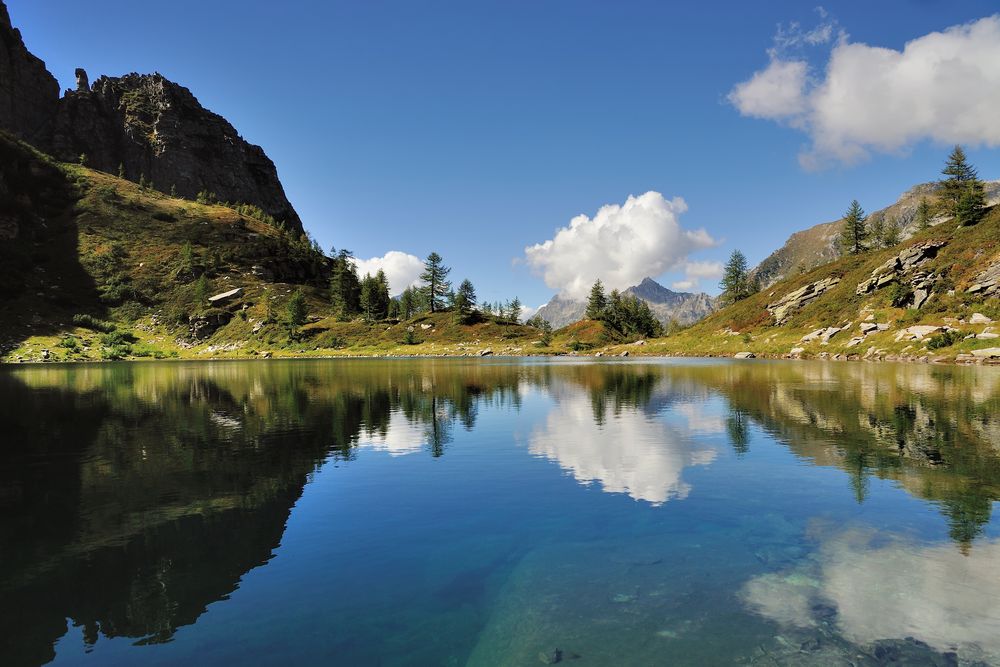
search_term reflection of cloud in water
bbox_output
[361,412,428,457]
[743,529,1000,661]
[528,394,717,504]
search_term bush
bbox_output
[58,336,79,350]
[73,313,116,333]
[927,329,965,350]
[890,282,914,308]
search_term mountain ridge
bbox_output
[534,278,717,329]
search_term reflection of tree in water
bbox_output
[726,410,751,457]
[0,361,527,666]
[671,363,1000,552]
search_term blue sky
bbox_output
[10,1,1000,310]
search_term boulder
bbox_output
[801,326,841,344]
[970,313,994,325]
[188,310,233,340]
[734,351,755,359]
[971,348,1000,359]
[845,336,865,348]
[859,322,878,334]
[208,287,242,304]
[789,347,805,358]
[876,323,890,331]
[894,325,943,342]
[767,277,841,324]
[478,348,493,356]
[978,332,999,340]
[619,350,629,357]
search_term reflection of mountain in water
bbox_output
[0,361,526,666]
[672,362,1000,551]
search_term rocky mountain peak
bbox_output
[0,0,304,235]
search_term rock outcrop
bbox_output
[0,2,59,141]
[0,2,304,234]
[856,240,946,295]
[968,257,1000,298]
[767,276,841,324]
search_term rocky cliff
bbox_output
[0,1,303,234]
[0,2,59,141]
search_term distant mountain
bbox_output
[534,278,717,329]
[751,181,1000,289]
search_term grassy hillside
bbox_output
[0,134,555,362]
[631,203,1000,363]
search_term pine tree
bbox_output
[78,153,88,166]
[941,145,978,212]
[839,200,868,255]
[882,215,901,248]
[956,180,987,226]
[139,173,148,189]
[586,279,607,319]
[357,270,389,321]
[868,215,885,249]
[286,289,308,338]
[508,297,522,323]
[454,279,477,323]
[720,249,752,305]
[329,248,361,319]
[915,197,932,231]
[399,287,417,320]
[539,319,553,346]
[117,162,126,179]
[170,184,178,197]
[420,252,451,312]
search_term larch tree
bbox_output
[420,252,451,312]
[838,200,868,255]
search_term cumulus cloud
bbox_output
[729,14,1000,167]
[524,192,718,300]
[351,251,423,296]
[671,260,724,291]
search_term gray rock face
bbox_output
[534,278,716,329]
[46,72,304,233]
[0,2,304,235]
[968,258,1000,298]
[0,1,60,141]
[856,240,947,296]
[767,276,841,324]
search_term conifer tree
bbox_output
[956,180,987,226]
[118,162,126,179]
[420,252,451,312]
[915,198,932,231]
[838,200,868,255]
[882,215,901,248]
[508,297,522,323]
[720,249,752,305]
[941,145,977,211]
[286,289,308,338]
[586,279,607,319]
[329,248,361,319]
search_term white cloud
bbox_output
[730,15,1000,167]
[671,279,697,291]
[524,191,718,300]
[351,251,423,296]
[671,260,724,291]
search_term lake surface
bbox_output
[3,358,1000,666]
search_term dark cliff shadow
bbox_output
[0,132,103,356]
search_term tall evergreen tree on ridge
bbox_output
[420,252,451,312]
[915,197,932,231]
[941,145,987,225]
[719,249,754,305]
[586,279,607,319]
[453,279,477,323]
[839,199,868,255]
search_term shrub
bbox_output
[73,313,116,333]
[58,336,79,350]
[927,329,965,350]
[890,282,914,308]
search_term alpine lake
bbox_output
[3,357,1000,666]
